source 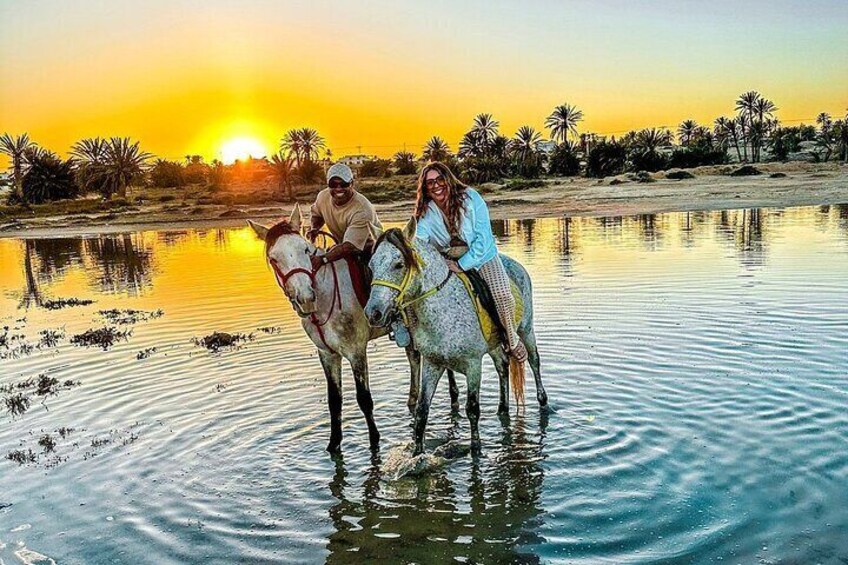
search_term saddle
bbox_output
[445,240,523,350]
[455,270,524,350]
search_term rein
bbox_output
[270,256,341,353]
[371,243,452,327]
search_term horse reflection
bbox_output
[325,412,548,564]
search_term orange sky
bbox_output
[1,1,846,164]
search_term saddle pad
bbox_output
[343,255,370,308]
[455,271,524,349]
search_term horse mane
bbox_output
[374,228,421,271]
[264,219,301,255]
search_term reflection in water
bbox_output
[16,233,156,301]
[84,234,154,295]
[325,413,548,564]
[1,204,847,563]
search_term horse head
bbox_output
[249,204,319,316]
[365,217,427,327]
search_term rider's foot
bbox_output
[509,340,528,363]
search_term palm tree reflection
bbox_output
[325,414,547,563]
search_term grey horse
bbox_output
[248,206,460,453]
[364,218,548,455]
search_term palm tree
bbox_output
[677,120,698,147]
[71,137,108,163]
[458,131,484,159]
[471,113,499,147]
[422,136,451,162]
[21,150,78,204]
[510,126,544,178]
[105,137,151,198]
[510,126,542,162]
[0,133,35,202]
[280,128,326,166]
[280,129,302,164]
[269,153,295,199]
[393,151,418,175]
[545,103,584,144]
[298,128,326,163]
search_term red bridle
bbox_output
[269,257,341,353]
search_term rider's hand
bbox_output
[446,259,463,274]
[306,228,320,243]
[310,254,325,272]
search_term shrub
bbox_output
[358,181,414,203]
[586,141,627,178]
[207,160,228,191]
[666,169,695,180]
[730,165,762,176]
[22,153,79,204]
[459,156,509,184]
[628,151,668,173]
[358,159,392,178]
[668,147,728,168]
[149,159,185,188]
[633,171,656,183]
[393,151,418,175]
[547,143,580,176]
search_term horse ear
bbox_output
[289,203,303,231]
[402,217,417,241]
[247,219,269,241]
[368,221,383,241]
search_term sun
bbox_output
[220,136,268,164]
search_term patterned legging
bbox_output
[477,255,522,355]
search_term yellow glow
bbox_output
[219,136,268,164]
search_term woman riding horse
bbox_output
[413,161,528,363]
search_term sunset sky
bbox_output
[1,0,846,164]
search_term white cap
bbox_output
[326,163,354,183]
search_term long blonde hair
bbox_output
[414,161,468,235]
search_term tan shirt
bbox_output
[310,188,382,250]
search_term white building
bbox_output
[338,154,377,166]
[535,140,557,155]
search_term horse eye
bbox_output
[392,261,404,270]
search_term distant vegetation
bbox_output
[1,92,846,208]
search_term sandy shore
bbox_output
[2,162,846,239]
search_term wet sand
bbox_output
[2,162,846,239]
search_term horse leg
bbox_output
[413,361,444,456]
[523,329,548,407]
[318,350,343,453]
[447,370,460,413]
[465,360,483,452]
[404,345,421,413]
[350,352,380,451]
[491,349,510,415]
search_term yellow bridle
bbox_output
[371,250,450,327]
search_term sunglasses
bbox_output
[425,176,447,190]
[328,179,351,189]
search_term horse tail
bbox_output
[509,356,526,410]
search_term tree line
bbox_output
[2,91,846,205]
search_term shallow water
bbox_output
[1,205,847,564]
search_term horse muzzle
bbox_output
[364,301,391,327]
